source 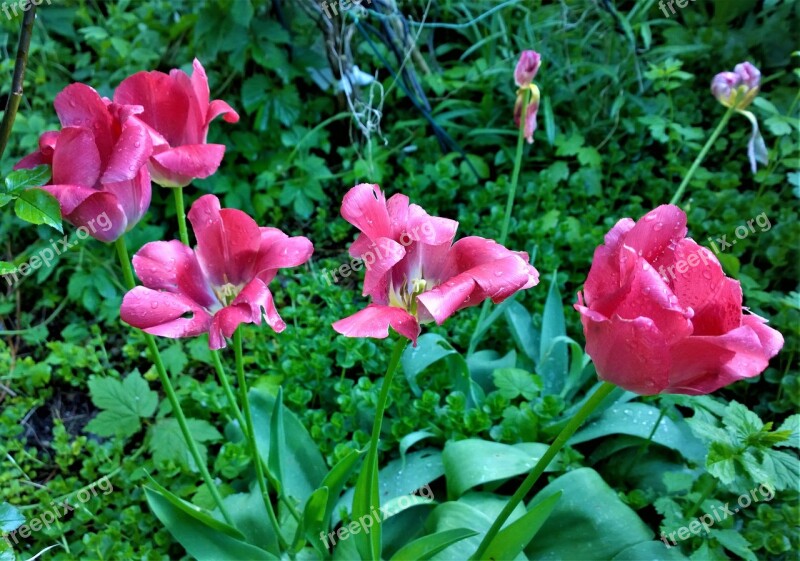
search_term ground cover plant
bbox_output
[0,0,798,560]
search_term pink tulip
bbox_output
[15,84,153,242]
[332,184,539,344]
[513,50,542,144]
[711,61,761,109]
[120,195,313,349]
[574,205,783,395]
[514,50,541,88]
[114,59,239,188]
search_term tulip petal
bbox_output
[208,305,251,350]
[121,286,212,339]
[51,127,102,187]
[407,203,458,245]
[63,191,129,242]
[623,205,687,264]
[54,84,113,160]
[151,144,226,185]
[691,277,743,336]
[232,278,286,332]
[188,194,262,286]
[582,218,635,313]
[362,237,406,298]
[255,228,314,283]
[341,183,393,243]
[332,304,419,344]
[575,306,671,395]
[114,70,191,146]
[208,99,240,125]
[667,323,775,395]
[101,118,152,183]
[132,240,217,309]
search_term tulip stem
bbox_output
[0,5,36,162]
[210,348,246,430]
[114,237,234,526]
[469,381,617,561]
[468,88,531,355]
[173,187,190,247]
[669,106,735,206]
[360,337,406,560]
[233,327,287,550]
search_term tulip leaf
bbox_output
[539,272,567,395]
[503,299,539,362]
[389,528,478,561]
[298,486,329,558]
[480,491,561,561]
[611,541,689,560]
[3,165,51,194]
[14,188,63,233]
[144,478,277,561]
[443,439,559,499]
[525,468,654,560]
[222,485,280,555]
[570,402,706,462]
[401,333,480,405]
[268,387,285,495]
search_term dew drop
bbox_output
[654,222,664,231]
[642,262,650,271]
[150,301,159,309]
[702,270,712,280]
[134,141,141,148]
[644,213,656,222]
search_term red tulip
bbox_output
[114,59,239,188]
[575,205,783,395]
[332,184,539,344]
[15,84,153,242]
[120,195,313,349]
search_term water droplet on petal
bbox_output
[702,270,712,280]
[654,222,664,231]
[644,213,656,222]
[150,301,159,309]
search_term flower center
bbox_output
[213,282,242,307]
[388,276,433,317]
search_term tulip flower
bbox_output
[15,84,153,242]
[114,59,240,188]
[575,205,783,395]
[711,61,767,173]
[120,195,313,349]
[513,50,542,144]
[332,184,539,344]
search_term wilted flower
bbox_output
[114,59,239,188]
[513,50,542,144]
[711,61,767,173]
[120,195,313,349]
[15,84,153,242]
[575,205,783,395]
[332,184,539,344]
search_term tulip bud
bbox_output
[711,62,761,110]
[514,50,541,87]
[734,61,761,89]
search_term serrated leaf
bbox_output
[85,371,158,437]
[3,165,51,193]
[149,418,222,471]
[492,368,542,400]
[14,188,63,232]
[776,414,800,448]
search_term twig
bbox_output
[0,5,37,161]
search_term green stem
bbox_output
[470,382,617,561]
[499,88,531,246]
[0,6,36,161]
[233,328,287,549]
[669,106,735,206]
[114,238,234,526]
[363,337,406,560]
[211,348,246,430]
[173,187,190,247]
[467,89,531,356]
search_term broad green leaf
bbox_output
[14,188,63,232]
[85,371,158,437]
[467,349,517,392]
[390,528,478,561]
[611,541,689,560]
[538,273,567,394]
[503,300,539,362]
[299,486,328,558]
[481,491,561,561]
[400,430,436,463]
[710,528,757,561]
[223,485,280,555]
[776,414,800,448]
[570,403,706,462]
[442,440,558,499]
[0,503,24,532]
[3,165,51,193]
[526,468,653,560]
[402,334,478,404]
[318,448,363,532]
[249,389,327,507]
[149,418,222,471]
[144,479,277,561]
